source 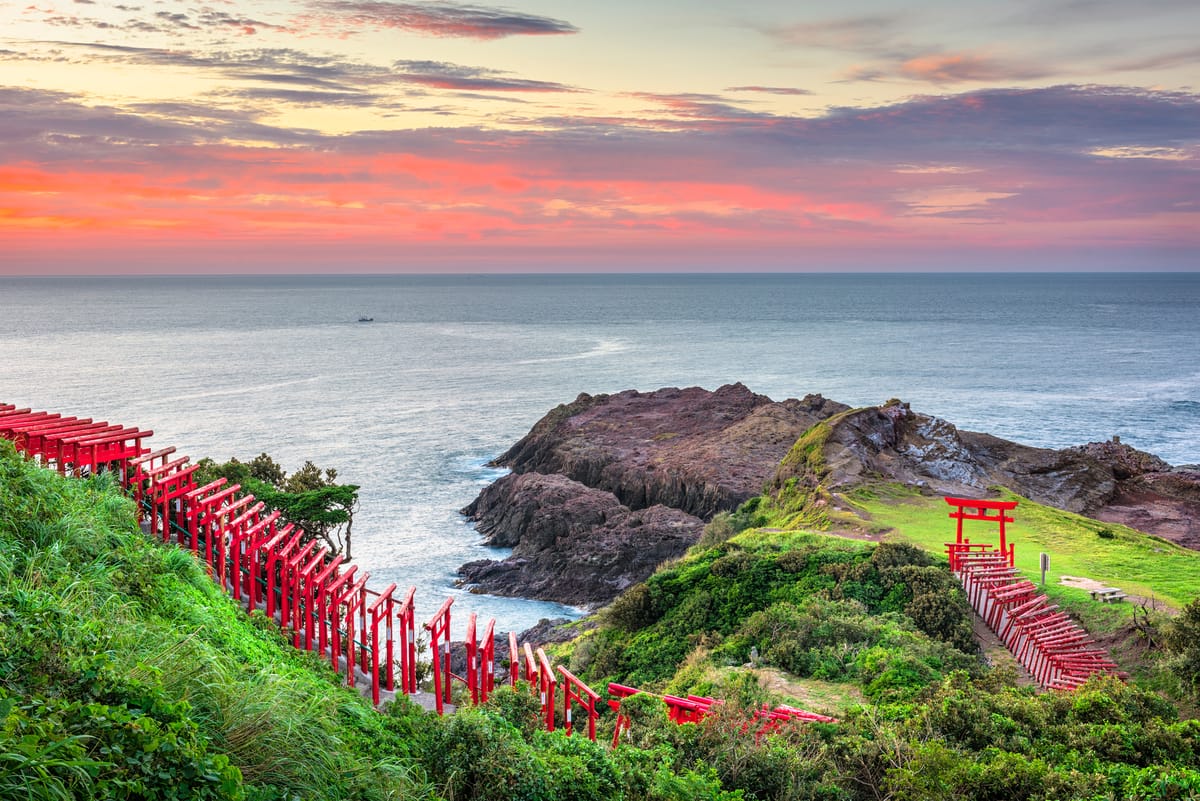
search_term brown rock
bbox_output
[492,383,848,519]
[459,472,705,607]
[780,402,1118,514]
[1066,438,1171,480]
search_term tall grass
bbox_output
[1,441,437,800]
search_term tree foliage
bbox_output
[1164,598,1200,699]
[194,453,359,558]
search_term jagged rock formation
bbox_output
[777,402,1200,548]
[492,383,849,520]
[459,472,704,607]
[787,401,1119,514]
[1071,439,1200,548]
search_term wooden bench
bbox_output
[1090,587,1127,603]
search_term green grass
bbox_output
[0,440,438,800]
[845,484,1200,611]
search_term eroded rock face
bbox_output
[802,402,1118,514]
[458,472,704,607]
[1075,442,1200,547]
[493,383,849,519]
[787,403,1200,547]
[1066,439,1172,480]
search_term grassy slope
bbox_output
[559,525,983,717]
[845,484,1200,611]
[0,441,439,800]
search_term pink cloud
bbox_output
[307,1,578,40]
[898,52,1057,84]
[1,84,1197,272]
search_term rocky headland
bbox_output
[459,383,847,607]
[459,384,1200,608]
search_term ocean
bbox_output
[2,273,1198,636]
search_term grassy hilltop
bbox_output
[4,429,1200,800]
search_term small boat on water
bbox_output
[358,316,374,322]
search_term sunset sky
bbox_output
[2,0,1198,273]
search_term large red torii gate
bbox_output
[944,495,1018,568]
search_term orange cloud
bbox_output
[898,52,1055,83]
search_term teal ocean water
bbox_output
[2,273,1198,634]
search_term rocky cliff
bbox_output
[784,400,1118,514]
[1069,439,1200,549]
[492,383,849,520]
[459,472,704,606]
[458,384,847,607]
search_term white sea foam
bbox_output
[514,338,630,365]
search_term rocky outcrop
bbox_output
[779,403,1200,547]
[1065,438,1171,480]
[458,472,704,607]
[492,383,848,520]
[455,384,847,607]
[1070,439,1200,548]
[786,401,1118,514]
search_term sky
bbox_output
[1,0,1198,274]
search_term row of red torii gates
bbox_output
[1,402,839,742]
[944,497,1124,690]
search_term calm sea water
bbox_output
[2,273,1198,635]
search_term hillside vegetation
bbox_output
[0,441,741,801]
[549,509,1200,800]
[544,408,1200,799]
[5,421,1200,800]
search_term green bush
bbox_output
[607,583,664,632]
[422,707,550,801]
[1163,598,1200,699]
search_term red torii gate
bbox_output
[425,598,454,714]
[5,415,89,455]
[396,587,417,695]
[523,644,557,732]
[144,456,200,543]
[129,447,177,520]
[265,526,302,619]
[606,683,837,748]
[945,495,1017,568]
[558,666,600,740]
[62,426,153,479]
[1,414,110,469]
[241,511,283,610]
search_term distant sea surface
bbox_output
[2,273,1198,635]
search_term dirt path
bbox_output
[748,667,865,715]
[972,612,1037,686]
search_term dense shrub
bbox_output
[1163,598,1200,699]
[421,707,550,801]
